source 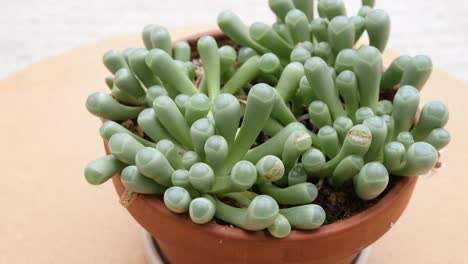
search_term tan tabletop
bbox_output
[1,26,466,264]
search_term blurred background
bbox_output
[1,0,467,80]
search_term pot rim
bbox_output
[109,143,417,242]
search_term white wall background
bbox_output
[1,0,467,80]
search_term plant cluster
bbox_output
[85,0,450,238]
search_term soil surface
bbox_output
[311,177,399,224]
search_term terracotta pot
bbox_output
[105,30,419,264]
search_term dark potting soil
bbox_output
[214,180,400,228]
[311,177,399,224]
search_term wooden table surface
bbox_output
[1,26,466,263]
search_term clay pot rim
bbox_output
[110,28,419,242]
[114,170,416,241]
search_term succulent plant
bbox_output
[85,0,450,238]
